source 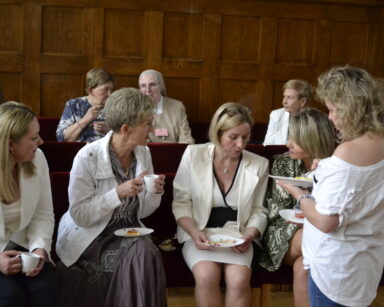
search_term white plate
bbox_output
[279,209,304,224]
[269,175,313,188]
[207,234,245,248]
[114,227,154,237]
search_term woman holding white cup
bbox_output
[0,102,57,306]
[56,88,166,307]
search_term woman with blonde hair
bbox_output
[173,102,269,307]
[279,66,384,306]
[259,108,335,307]
[0,102,57,306]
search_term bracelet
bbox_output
[296,194,315,209]
[76,121,83,130]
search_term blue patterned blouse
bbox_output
[56,96,105,143]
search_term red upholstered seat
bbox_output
[40,141,86,172]
[37,117,60,142]
[148,143,188,174]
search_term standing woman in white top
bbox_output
[278,66,384,306]
[263,80,313,145]
[0,102,57,306]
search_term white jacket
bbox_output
[0,149,54,255]
[172,143,269,243]
[263,108,290,145]
[56,131,161,266]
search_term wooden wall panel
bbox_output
[42,7,85,55]
[163,12,203,60]
[104,9,145,59]
[165,77,200,122]
[0,72,21,102]
[0,4,22,53]
[40,73,83,117]
[0,0,382,124]
[220,16,260,63]
[330,21,370,66]
[276,19,315,64]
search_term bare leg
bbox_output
[223,263,252,307]
[192,261,223,307]
[284,228,309,307]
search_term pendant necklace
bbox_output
[224,168,229,174]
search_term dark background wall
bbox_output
[0,0,383,123]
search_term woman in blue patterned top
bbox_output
[56,67,114,142]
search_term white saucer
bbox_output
[279,209,304,224]
[269,175,313,188]
[114,227,154,237]
[207,234,245,248]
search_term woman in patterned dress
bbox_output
[259,108,335,307]
[56,67,114,143]
[55,88,167,307]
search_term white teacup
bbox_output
[144,174,159,193]
[19,252,41,274]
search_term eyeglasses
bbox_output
[139,83,159,91]
[217,106,251,121]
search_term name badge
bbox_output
[155,128,168,137]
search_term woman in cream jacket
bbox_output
[0,102,56,307]
[173,102,269,307]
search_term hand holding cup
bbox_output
[144,174,165,194]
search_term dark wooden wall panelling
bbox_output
[0,0,383,123]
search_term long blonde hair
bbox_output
[0,101,36,203]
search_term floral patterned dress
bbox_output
[259,152,306,271]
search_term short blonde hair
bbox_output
[139,69,167,96]
[104,88,155,132]
[283,79,313,105]
[316,66,384,141]
[0,101,36,203]
[86,67,114,93]
[289,108,335,160]
[208,102,253,146]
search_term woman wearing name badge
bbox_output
[0,102,57,307]
[56,88,167,307]
[278,66,384,306]
[172,102,269,307]
[56,67,114,143]
[138,69,195,144]
[259,108,335,307]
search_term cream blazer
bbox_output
[263,108,290,145]
[149,97,194,144]
[0,149,55,254]
[172,143,269,243]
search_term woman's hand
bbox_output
[276,180,310,201]
[193,230,211,250]
[26,248,48,277]
[116,175,144,199]
[93,121,109,135]
[153,175,166,194]
[0,250,21,275]
[232,227,259,253]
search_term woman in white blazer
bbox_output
[139,69,195,144]
[173,102,269,307]
[0,102,57,306]
[263,79,313,145]
[56,88,167,307]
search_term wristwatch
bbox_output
[296,194,315,209]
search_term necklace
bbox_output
[224,168,229,174]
